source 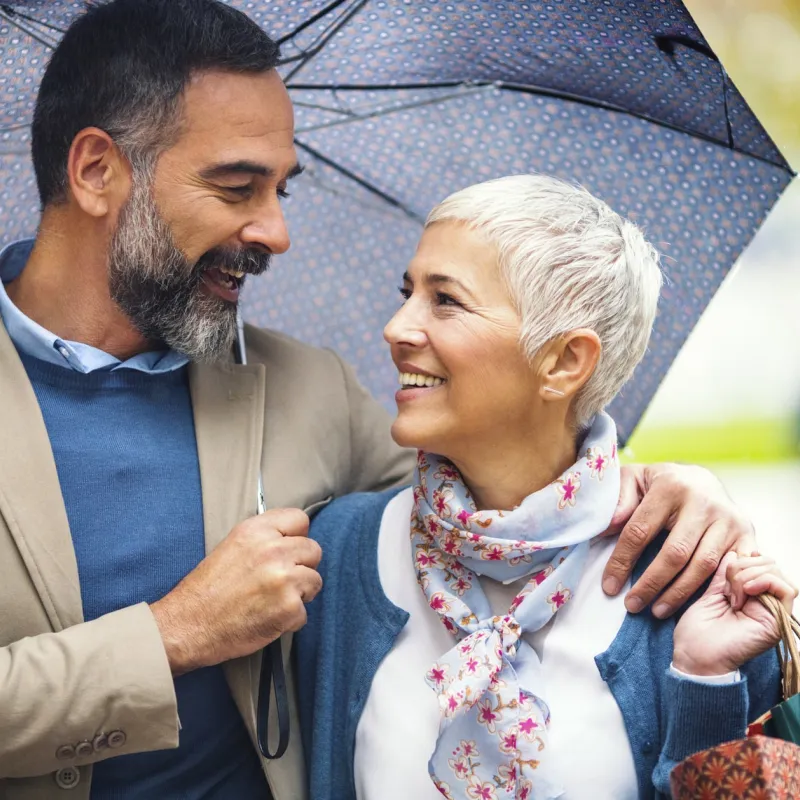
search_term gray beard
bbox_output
[108,177,270,362]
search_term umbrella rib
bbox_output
[289,80,794,176]
[276,0,351,46]
[282,0,369,84]
[294,83,495,134]
[0,5,66,34]
[292,99,357,117]
[0,7,59,49]
[0,120,31,133]
[294,138,424,225]
[500,79,793,174]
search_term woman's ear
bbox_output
[66,127,131,218]
[538,328,601,402]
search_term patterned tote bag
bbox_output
[670,594,800,800]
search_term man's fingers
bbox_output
[601,464,643,539]
[295,565,323,603]
[603,495,672,601]
[288,536,322,569]
[632,520,729,617]
[265,507,311,537]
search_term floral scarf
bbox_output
[411,413,620,800]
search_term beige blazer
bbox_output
[0,320,414,800]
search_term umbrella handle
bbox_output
[756,593,800,700]
[235,315,291,760]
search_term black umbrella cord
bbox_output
[234,319,291,761]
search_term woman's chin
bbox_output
[390,417,440,453]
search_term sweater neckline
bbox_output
[16,349,188,389]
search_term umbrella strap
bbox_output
[757,593,800,700]
[256,639,291,759]
[233,320,290,759]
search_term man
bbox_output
[0,1,756,798]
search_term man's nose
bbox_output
[384,301,427,347]
[240,200,291,255]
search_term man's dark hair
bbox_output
[31,0,281,207]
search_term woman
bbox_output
[296,175,793,800]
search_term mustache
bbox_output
[196,246,272,278]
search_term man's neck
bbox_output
[6,216,152,359]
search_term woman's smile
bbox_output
[396,363,448,402]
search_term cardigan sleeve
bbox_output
[652,638,782,798]
[652,670,750,796]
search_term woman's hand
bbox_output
[672,552,797,676]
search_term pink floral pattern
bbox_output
[554,472,581,510]
[585,447,610,481]
[411,413,620,799]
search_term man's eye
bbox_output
[220,185,253,198]
[278,187,291,199]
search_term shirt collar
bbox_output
[0,239,189,375]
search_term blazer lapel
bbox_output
[188,359,265,553]
[0,322,82,630]
[189,358,266,737]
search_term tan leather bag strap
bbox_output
[757,593,800,700]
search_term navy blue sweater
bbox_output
[22,352,268,799]
[297,489,780,800]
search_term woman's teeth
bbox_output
[399,372,445,388]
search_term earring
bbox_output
[543,387,565,397]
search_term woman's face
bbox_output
[384,220,543,460]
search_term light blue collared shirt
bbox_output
[0,239,189,374]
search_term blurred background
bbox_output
[627,0,800,565]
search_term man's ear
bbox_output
[537,328,602,402]
[66,127,131,217]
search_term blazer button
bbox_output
[641,740,654,755]
[93,733,109,752]
[75,741,93,758]
[107,730,127,749]
[54,766,81,790]
[55,744,75,760]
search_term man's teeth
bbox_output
[398,372,446,388]
[219,266,245,279]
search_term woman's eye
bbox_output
[398,286,412,301]
[436,291,461,308]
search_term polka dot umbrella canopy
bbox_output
[0,0,794,441]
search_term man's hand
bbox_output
[601,463,756,619]
[150,509,322,675]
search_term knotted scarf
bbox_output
[411,413,620,800]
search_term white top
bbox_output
[354,488,639,800]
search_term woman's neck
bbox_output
[449,426,578,511]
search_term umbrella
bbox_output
[0,0,794,441]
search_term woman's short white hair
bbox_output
[426,174,663,426]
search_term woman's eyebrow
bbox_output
[403,270,477,302]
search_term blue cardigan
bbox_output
[296,489,780,800]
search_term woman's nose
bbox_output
[384,302,428,347]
